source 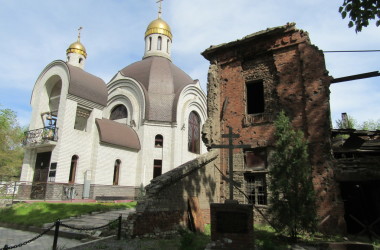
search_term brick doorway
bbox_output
[340,181,380,236]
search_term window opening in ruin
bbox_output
[245,173,267,205]
[244,148,267,170]
[74,107,91,131]
[157,36,162,50]
[69,155,78,184]
[340,181,380,235]
[110,104,128,120]
[188,111,200,154]
[153,159,162,178]
[113,159,121,185]
[155,134,163,148]
[246,81,265,114]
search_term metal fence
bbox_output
[0,215,122,250]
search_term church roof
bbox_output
[66,63,107,106]
[95,118,141,150]
[118,56,195,122]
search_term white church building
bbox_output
[19,15,207,200]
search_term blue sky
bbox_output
[1,0,379,127]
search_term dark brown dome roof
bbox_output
[119,56,195,122]
[67,64,107,106]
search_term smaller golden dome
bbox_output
[145,18,172,40]
[66,40,87,58]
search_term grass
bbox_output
[254,224,380,249]
[0,201,136,227]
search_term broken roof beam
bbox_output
[332,71,380,84]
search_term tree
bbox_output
[358,119,380,130]
[0,107,24,179]
[339,0,380,32]
[335,114,380,130]
[269,111,317,240]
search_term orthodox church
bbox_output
[20,13,207,200]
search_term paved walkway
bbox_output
[0,208,135,250]
[0,227,82,250]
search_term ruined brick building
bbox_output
[201,23,380,235]
[201,23,345,234]
[128,23,380,236]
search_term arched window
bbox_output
[110,104,128,120]
[149,37,152,51]
[69,155,78,184]
[49,81,62,116]
[188,111,200,154]
[155,134,163,148]
[113,159,121,185]
[157,36,162,50]
[167,39,170,53]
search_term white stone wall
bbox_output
[94,144,138,186]
[53,100,104,185]
[137,122,174,185]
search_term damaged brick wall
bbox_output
[126,150,219,237]
[202,23,346,234]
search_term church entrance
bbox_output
[31,152,51,199]
[340,181,380,237]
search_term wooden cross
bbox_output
[211,127,251,201]
[156,0,163,18]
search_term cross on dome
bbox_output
[77,26,83,41]
[157,0,163,18]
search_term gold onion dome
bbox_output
[66,40,87,58]
[145,18,172,40]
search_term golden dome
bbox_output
[145,18,172,40]
[66,40,87,58]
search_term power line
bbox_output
[323,50,380,53]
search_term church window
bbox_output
[244,148,266,171]
[110,104,128,120]
[157,36,162,50]
[167,39,169,53]
[245,173,267,205]
[74,107,91,131]
[188,111,200,154]
[149,37,152,51]
[113,159,121,185]
[246,81,265,114]
[153,159,162,178]
[155,134,163,148]
[69,155,78,184]
[49,81,62,116]
[79,58,83,64]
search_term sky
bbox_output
[0,0,379,128]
